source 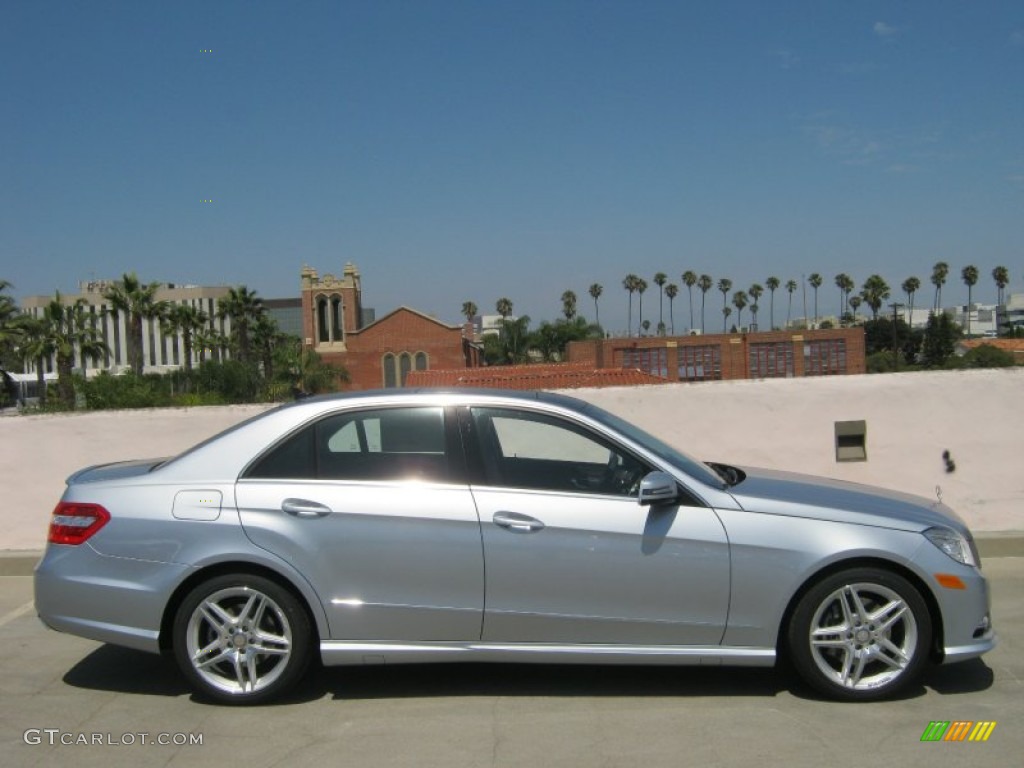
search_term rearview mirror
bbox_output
[638,471,678,506]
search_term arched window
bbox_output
[414,352,428,371]
[316,296,329,342]
[383,354,396,388]
[330,295,343,341]
[399,353,412,386]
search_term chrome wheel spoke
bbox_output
[848,653,868,686]
[232,651,249,691]
[249,631,290,655]
[872,599,907,633]
[838,648,855,685]
[195,645,234,670]
[199,600,233,632]
[877,637,909,666]
[811,626,849,648]
[848,587,871,624]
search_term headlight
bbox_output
[924,527,978,567]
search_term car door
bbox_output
[235,405,484,641]
[464,405,729,646]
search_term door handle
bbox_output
[492,511,545,533]
[281,498,332,518]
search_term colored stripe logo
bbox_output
[920,721,996,742]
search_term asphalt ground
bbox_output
[1,558,1021,768]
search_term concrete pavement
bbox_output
[1,558,1021,768]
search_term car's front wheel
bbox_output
[172,574,311,704]
[787,567,932,701]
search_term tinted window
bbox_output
[471,408,648,496]
[246,407,449,482]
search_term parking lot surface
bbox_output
[1,558,1021,768]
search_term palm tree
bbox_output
[722,306,732,332]
[697,274,713,333]
[664,283,679,335]
[218,286,264,364]
[901,277,921,328]
[588,284,603,328]
[636,278,648,335]
[961,265,979,336]
[860,274,891,320]
[785,279,798,326]
[992,266,1009,306]
[732,290,748,330]
[162,303,208,374]
[808,273,823,328]
[461,301,478,323]
[496,297,513,319]
[0,281,24,401]
[931,261,949,312]
[653,272,667,332]
[103,272,167,375]
[717,278,732,333]
[748,284,763,330]
[18,315,53,405]
[251,311,283,381]
[681,271,697,332]
[193,325,223,365]
[848,295,863,322]
[765,276,780,330]
[41,294,109,408]
[622,275,639,336]
[834,273,854,325]
[561,290,577,321]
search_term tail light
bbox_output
[48,502,110,545]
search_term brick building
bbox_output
[567,327,865,381]
[300,262,480,390]
[406,363,667,390]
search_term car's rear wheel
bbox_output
[787,567,932,701]
[172,574,311,704]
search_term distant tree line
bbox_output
[0,274,345,410]
[538,262,1013,338]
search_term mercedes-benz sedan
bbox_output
[34,389,995,704]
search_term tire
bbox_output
[787,567,932,701]
[172,574,312,705]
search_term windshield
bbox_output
[580,402,726,490]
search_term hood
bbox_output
[727,466,967,534]
[67,458,170,485]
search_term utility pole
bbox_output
[889,302,904,371]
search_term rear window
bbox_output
[244,406,450,483]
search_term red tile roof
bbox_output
[405,363,667,390]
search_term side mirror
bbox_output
[638,471,678,506]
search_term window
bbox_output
[382,353,396,388]
[471,408,648,496]
[678,345,722,381]
[399,353,412,386]
[617,347,668,378]
[245,407,450,482]
[317,297,329,343]
[415,352,428,371]
[330,295,343,340]
[805,339,847,376]
[749,342,794,378]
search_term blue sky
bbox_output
[3,1,1021,334]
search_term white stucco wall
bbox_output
[1,368,1020,550]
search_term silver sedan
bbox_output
[34,389,995,704]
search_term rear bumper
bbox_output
[34,543,189,654]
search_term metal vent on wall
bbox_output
[835,420,867,462]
